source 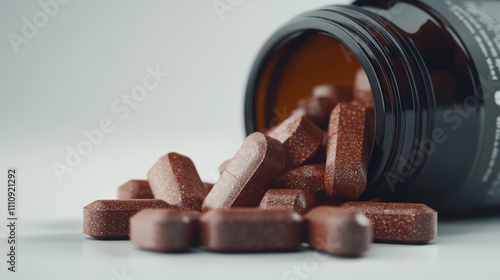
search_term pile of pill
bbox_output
[83,68,438,257]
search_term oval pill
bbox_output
[83,199,172,240]
[200,208,304,252]
[340,201,438,244]
[202,132,286,211]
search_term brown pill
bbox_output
[130,209,200,252]
[148,152,206,210]
[353,68,374,108]
[294,97,335,130]
[200,208,304,252]
[276,164,326,199]
[312,84,353,101]
[83,199,172,240]
[305,134,327,164]
[218,159,231,174]
[117,180,154,199]
[340,202,438,244]
[203,182,214,195]
[325,102,372,200]
[301,85,355,130]
[259,189,318,215]
[267,115,324,168]
[202,132,286,211]
[305,206,372,257]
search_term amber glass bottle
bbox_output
[244,0,500,211]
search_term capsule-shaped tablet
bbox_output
[83,199,172,239]
[267,115,324,168]
[218,159,231,174]
[313,84,353,101]
[148,152,206,210]
[130,209,200,252]
[259,189,318,215]
[200,208,304,252]
[294,85,354,130]
[305,206,372,257]
[294,97,335,130]
[117,180,154,199]
[340,202,438,244]
[325,102,372,200]
[276,164,326,199]
[202,132,286,211]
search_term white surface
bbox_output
[3,216,500,280]
[1,1,500,279]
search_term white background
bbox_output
[1,1,499,279]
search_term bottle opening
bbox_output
[252,33,370,131]
[246,2,497,211]
[249,31,381,196]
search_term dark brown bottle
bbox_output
[244,0,500,212]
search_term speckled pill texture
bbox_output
[276,164,326,199]
[117,180,154,199]
[148,152,206,210]
[202,132,286,211]
[200,208,304,252]
[340,202,438,244]
[267,115,324,169]
[83,199,173,240]
[325,102,372,200]
[259,189,318,215]
[130,208,200,252]
[305,206,372,257]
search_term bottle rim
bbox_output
[244,5,432,198]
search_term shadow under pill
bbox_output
[134,248,194,255]
[201,247,308,255]
[84,236,129,241]
[373,240,436,246]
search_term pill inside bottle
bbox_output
[244,1,495,212]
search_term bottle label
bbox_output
[445,1,500,82]
[429,0,500,203]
